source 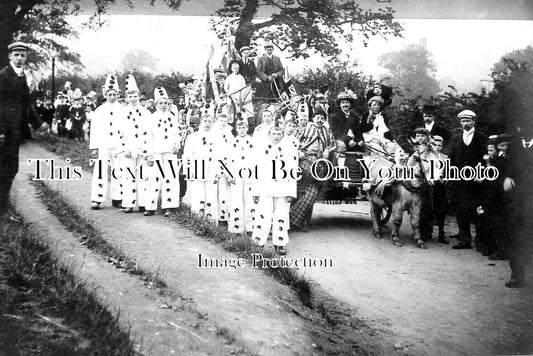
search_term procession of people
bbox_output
[2,41,531,287]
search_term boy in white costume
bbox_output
[120,74,153,213]
[89,74,127,209]
[143,86,181,217]
[182,115,221,221]
[227,120,258,234]
[214,113,233,224]
[251,124,298,255]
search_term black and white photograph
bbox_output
[1,0,532,354]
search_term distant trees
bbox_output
[378,44,440,101]
[120,50,159,73]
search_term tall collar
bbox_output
[10,63,24,76]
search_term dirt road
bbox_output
[288,203,533,355]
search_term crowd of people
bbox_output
[2,41,530,287]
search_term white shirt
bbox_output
[10,63,24,76]
[462,127,475,146]
[425,121,434,133]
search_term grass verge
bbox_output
[33,135,93,172]
[173,205,312,307]
[0,212,136,355]
[31,179,166,291]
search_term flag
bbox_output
[219,41,240,71]
[228,84,253,120]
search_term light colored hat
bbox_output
[154,86,169,103]
[264,43,274,49]
[239,46,251,53]
[125,74,139,93]
[413,127,430,136]
[8,42,30,52]
[457,110,476,119]
[368,95,385,105]
[72,88,83,100]
[433,135,443,142]
[335,91,357,106]
[103,74,120,95]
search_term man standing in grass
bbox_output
[0,42,48,220]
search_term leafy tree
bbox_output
[120,50,159,72]
[210,0,403,59]
[378,44,440,102]
[0,0,183,69]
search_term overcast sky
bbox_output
[67,1,533,92]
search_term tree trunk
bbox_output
[234,0,259,50]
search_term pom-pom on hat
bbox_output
[457,110,476,120]
[125,74,139,93]
[104,74,120,95]
[154,86,169,103]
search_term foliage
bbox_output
[0,0,184,69]
[210,0,403,59]
[120,50,159,72]
[44,70,192,100]
[378,44,440,102]
[295,58,369,112]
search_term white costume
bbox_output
[89,74,126,205]
[251,135,298,247]
[144,87,181,212]
[216,125,234,222]
[227,134,258,233]
[121,75,153,209]
[182,127,221,221]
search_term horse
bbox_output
[367,144,443,249]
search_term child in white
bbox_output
[182,115,221,221]
[89,74,126,209]
[143,86,181,217]
[120,74,153,212]
[251,124,298,255]
[228,120,258,234]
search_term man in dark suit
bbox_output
[0,42,48,218]
[256,43,285,102]
[447,110,487,249]
[237,46,257,85]
[328,91,362,152]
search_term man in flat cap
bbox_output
[448,110,487,249]
[0,42,48,219]
[256,43,285,102]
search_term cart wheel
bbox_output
[379,203,392,225]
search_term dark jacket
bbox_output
[256,55,284,82]
[239,58,257,84]
[329,110,361,146]
[448,130,487,169]
[0,65,42,143]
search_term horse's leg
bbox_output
[390,201,404,247]
[410,197,427,249]
[370,198,384,239]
